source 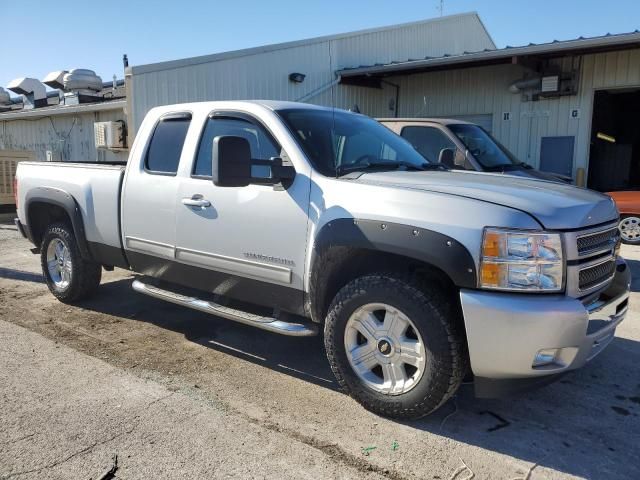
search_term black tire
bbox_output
[40,223,102,303]
[324,274,465,419]
[618,216,640,245]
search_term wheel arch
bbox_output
[306,218,477,323]
[24,187,92,260]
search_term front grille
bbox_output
[577,227,619,256]
[579,259,616,291]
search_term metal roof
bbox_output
[338,30,640,78]
[0,99,126,121]
[127,12,493,76]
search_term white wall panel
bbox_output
[128,13,495,132]
[0,109,128,163]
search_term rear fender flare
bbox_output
[24,187,92,259]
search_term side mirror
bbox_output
[438,148,455,169]
[212,135,252,187]
[454,149,467,168]
[271,157,296,182]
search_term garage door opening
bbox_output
[587,88,640,192]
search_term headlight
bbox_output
[480,228,564,292]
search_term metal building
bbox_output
[0,72,127,205]
[125,13,495,134]
[337,31,640,190]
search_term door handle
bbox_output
[182,195,211,208]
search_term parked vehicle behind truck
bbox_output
[15,101,630,419]
[380,118,572,182]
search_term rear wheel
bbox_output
[41,223,102,303]
[619,216,640,244]
[324,274,465,419]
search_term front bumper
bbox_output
[460,258,631,397]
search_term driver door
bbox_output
[174,112,310,313]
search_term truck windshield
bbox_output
[448,124,521,170]
[277,108,432,177]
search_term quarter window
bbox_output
[194,117,281,178]
[145,114,191,174]
[401,126,456,163]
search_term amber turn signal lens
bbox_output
[482,231,502,258]
[480,262,501,287]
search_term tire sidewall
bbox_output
[41,224,80,300]
[619,216,640,245]
[324,275,458,418]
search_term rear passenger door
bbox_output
[121,112,191,272]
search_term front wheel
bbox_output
[41,223,102,303]
[324,274,465,419]
[618,216,640,245]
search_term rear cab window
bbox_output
[400,125,456,163]
[145,113,192,175]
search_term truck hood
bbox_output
[355,170,617,229]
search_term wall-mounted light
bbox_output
[289,72,306,83]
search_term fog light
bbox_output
[533,348,560,367]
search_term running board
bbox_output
[132,278,318,337]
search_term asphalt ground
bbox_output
[1,220,639,479]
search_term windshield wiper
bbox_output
[336,161,447,177]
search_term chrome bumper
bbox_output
[460,258,630,389]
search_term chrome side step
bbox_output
[132,278,318,337]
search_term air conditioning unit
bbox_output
[94,121,126,149]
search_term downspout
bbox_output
[381,79,400,118]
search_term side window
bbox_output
[145,114,191,174]
[401,126,456,163]
[193,117,281,178]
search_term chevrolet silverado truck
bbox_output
[15,101,630,419]
[379,117,572,182]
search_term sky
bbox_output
[1,0,639,91]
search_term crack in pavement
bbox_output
[0,392,175,480]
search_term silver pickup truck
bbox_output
[15,100,630,419]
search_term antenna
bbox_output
[437,0,444,16]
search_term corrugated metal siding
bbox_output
[0,109,127,163]
[128,13,495,131]
[394,48,640,178]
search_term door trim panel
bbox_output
[126,251,304,315]
[175,246,292,284]
[125,236,175,259]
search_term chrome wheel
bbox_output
[344,303,426,395]
[46,238,72,289]
[619,217,640,243]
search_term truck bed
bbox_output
[16,162,125,251]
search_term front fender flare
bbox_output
[312,218,477,287]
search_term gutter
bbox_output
[0,100,126,121]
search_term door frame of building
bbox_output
[585,84,640,186]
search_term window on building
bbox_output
[145,114,191,174]
[194,117,281,178]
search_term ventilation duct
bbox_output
[7,77,47,109]
[0,87,10,105]
[61,68,104,105]
[63,69,103,91]
[42,70,68,90]
[509,77,541,93]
